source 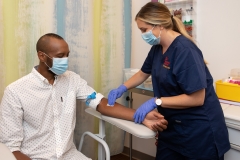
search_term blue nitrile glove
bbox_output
[133,98,157,124]
[107,84,127,106]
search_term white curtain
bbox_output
[0,0,129,159]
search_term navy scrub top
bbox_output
[141,35,230,158]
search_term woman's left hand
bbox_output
[133,98,157,123]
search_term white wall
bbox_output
[127,0,240,158]
[131,0,152,69]
[196,0,240,81]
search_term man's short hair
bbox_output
[36,33,64,53]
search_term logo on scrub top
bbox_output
[163,57,170,69]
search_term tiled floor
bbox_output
[110,153,138,160]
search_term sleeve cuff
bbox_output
[88,93,104,110]
[8,146,20,153]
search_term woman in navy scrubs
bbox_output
[107,2,230,160]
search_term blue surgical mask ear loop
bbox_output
[42,52,52,69]
[151,25,161,39]
[43,52,53,59]
[155,25,161,39]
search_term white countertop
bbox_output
[221,103,240,127]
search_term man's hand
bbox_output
[142,110,168,132]
[13,151,31,160]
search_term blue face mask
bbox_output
[43,53,68,75]
[141,26,161,45]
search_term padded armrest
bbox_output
[85,108,156,139]
[85,107,103,119]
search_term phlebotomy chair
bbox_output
[78,108,156,160]
[0,143,17,160]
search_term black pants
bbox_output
[155,141,224,160]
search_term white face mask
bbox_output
[141,26,161,45]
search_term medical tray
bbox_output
[216,80,240,102]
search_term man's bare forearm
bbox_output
[13,151,31,160]
[96,98,135,121]
[96,98,168,132]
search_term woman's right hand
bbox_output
[107,84,127,106]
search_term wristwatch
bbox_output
[155,98,162,106]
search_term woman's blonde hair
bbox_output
[135,2,195,43]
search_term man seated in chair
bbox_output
[0,33,168,160]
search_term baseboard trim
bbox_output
[122,146,155,160]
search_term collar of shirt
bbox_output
[32,66,66,86]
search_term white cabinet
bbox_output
[164,0,193,5]
[225,147,240,160]
[221,103,240,159]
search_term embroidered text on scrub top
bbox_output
[163,57,170,69]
